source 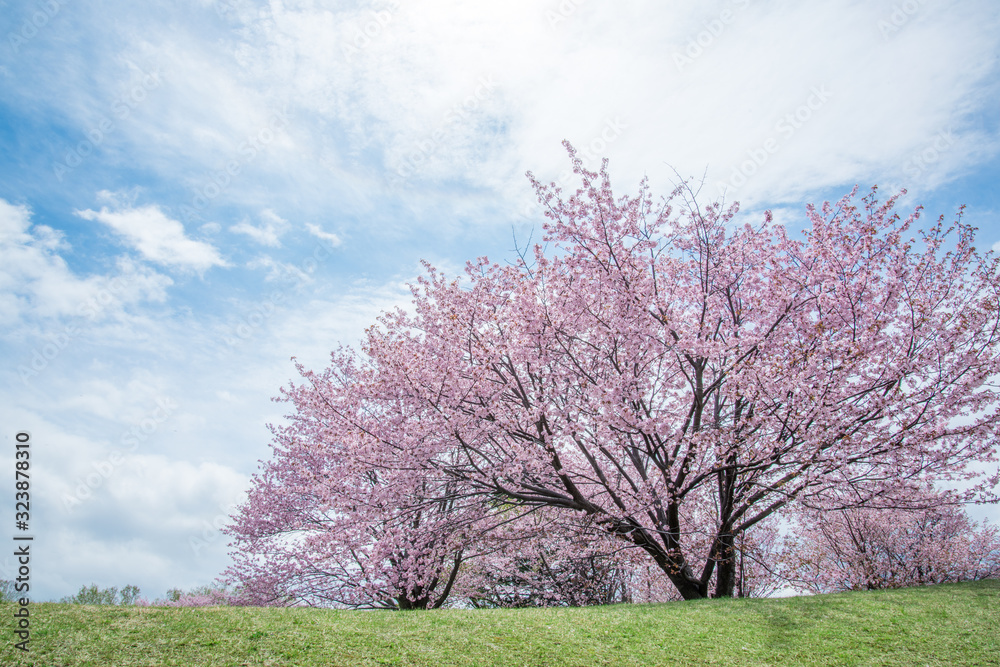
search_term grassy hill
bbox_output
[2,579,997,666]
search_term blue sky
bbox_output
[1,0,999,602]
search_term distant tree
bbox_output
[147,584,232,607]
[119,584,141,605]
[60,583,141,605]
[779,490,1000,594]
[0,580,17,603]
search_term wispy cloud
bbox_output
[230,209,288,247]
[76,196,227,273]
[245,255,312,284]
[305,222,341,246]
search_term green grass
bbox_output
[2,580,998,666]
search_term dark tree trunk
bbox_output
[599,516,709,600]
[667,567,707,600]
[713,532,737,598]
[430,552,463,609]
[397,595,429,610]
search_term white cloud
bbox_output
[77,201,228,272]
[47,453,248,599]
[0,199,172,325]
[230,221,280,246]
[0,199,33,242]
[230,208,289,247]
[267,278,415,369]
[198,0,999,217]
[0,392,251,600]
[305,222,341,246]
[246,255,312,283]
[8,1,998,236]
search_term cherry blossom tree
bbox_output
[779,489,1000,593]
[230,144,1000,602]
[222,365,485,609]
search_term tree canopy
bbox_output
[226,145,1000,604]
